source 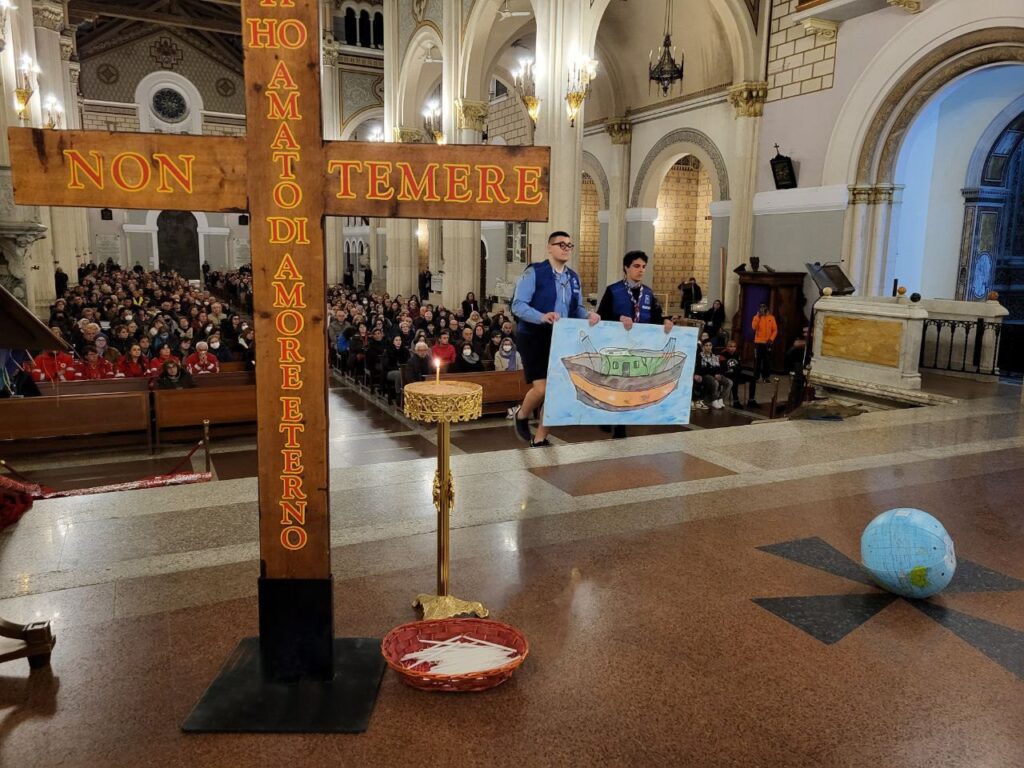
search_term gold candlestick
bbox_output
[403,380,486,620]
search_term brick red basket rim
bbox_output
[381,617,529,693]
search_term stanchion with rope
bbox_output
[203,419,212,474]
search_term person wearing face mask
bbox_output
[453,343,483,373]
[493,338,522,372]
[185,341,220,375]
[206,332,233,363]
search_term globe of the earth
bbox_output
[860,508,956,599]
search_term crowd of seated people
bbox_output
[22,261,254,390]
[326,286,523,403]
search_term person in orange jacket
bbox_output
[751,302,778,383]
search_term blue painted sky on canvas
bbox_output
[543,319,699,426]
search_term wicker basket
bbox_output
[381,618,529,692]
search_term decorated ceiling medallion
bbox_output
[152,87,188,123]
[216,77,237,98]
[150,36,184,69]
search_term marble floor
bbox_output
[1,375,1022,767]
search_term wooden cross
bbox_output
[9,0,549,726]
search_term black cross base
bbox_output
[182,578,385,733]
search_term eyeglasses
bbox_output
[550,242,575,251]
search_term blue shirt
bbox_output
[512,264,589,324]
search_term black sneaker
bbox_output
[514,415,533,443]
[529,438,551,447]
[612,426,627,439]
[732,400,742,408]
[747,399,759,407]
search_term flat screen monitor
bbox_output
[806,262,855,296]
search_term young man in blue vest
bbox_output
[511,230,600,446]
[596,250,674,437]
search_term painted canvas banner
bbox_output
[543,319,699,426]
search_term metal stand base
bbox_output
[414,593,489,620]
[181,637,385,733]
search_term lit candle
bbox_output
[434,357,441,384]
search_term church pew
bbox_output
[438,370,528,415]
[0,392,152,450]
[218,361,250,372]
[152,386,257,449]
[34,370,254,396]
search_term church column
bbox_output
[384,128,421,296]
[597,210,610,294]
[624,208,657,287]
[321,31,344,286]
[59,28,88,279]
[27,0,68,311]
[844,185,873,295]
[602,117,631,293]
[865,184,896,297]
[440,99,487,308]
[724,81,767,313]
[528,0,587,265]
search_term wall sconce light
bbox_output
[0,1,16,54]
[565,54,598,127]
[44,94,64,129]
[422,100,443,144]
[15,54,39,122]
[512,57,540,125]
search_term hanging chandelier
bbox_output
[649,0,684,97]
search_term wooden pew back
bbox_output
[153,386,258,429]
[0,392,150,442]
[438,370,528,414]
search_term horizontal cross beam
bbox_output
[8,128,551,222]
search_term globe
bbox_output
[860,508,956,599]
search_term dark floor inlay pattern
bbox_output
[753,594,897,645]
[909,601,1024,680]
[754,537,1024,679]
[756,537,875,586]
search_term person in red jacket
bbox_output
[430,330,457,367]
[185,341,220,375]
[30,350,74,382]
[117,344,149,378]
[147,345,180,377]
[751,302,778,383]
[74,346,115,380]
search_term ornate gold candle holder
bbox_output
[403,380,485,620]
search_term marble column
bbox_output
[57,26,87,279]
[597,210,610,295]
[321,31,345,286]
[440,99,487,308]
[624,208,657,287]
[724,81,767,314]
[527,0,588,266]
[865,184,896,297]
[384,128,422,296]
[602,117,631,293]
[843,185,874,296]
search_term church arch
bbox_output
[397,25,443,129]
[581,151,610,210]
[631,128,730,208]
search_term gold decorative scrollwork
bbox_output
[432,470,455,513]
[403,381,483,424]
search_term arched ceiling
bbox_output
[588,0,734,121]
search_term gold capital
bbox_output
[605,117,632,145]
[727,81,769,118]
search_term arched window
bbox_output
[359,10,371,48]
[373,13,383,49]
[344,8,357,46]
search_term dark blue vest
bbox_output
[518,261,581,332]
[608,281,655,323]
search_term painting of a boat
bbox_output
[561,334,687,411]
